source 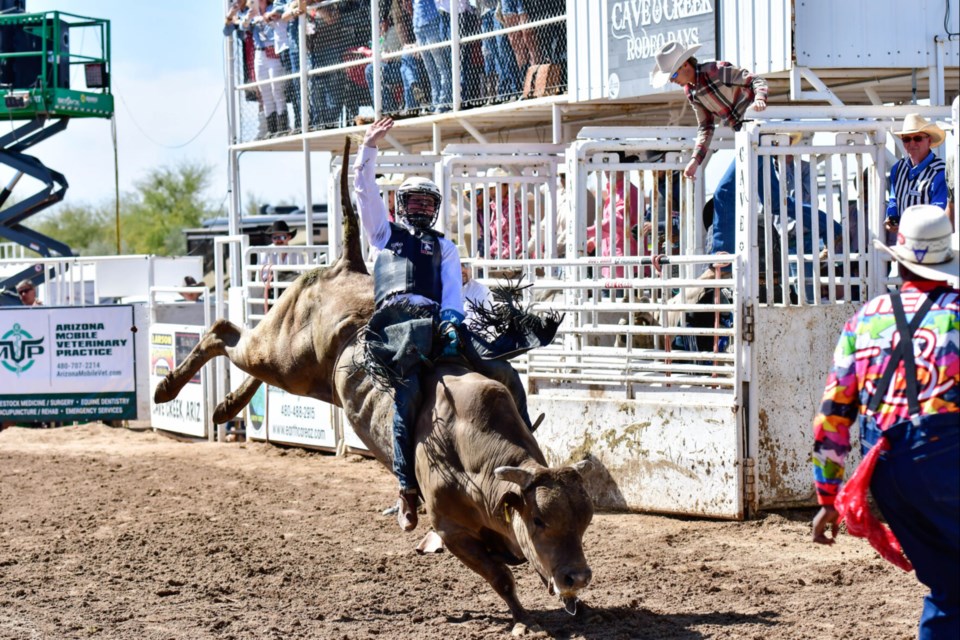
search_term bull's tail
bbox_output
[339,137,368,275]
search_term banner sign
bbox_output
[149,323,206,438]
[0,305,137,421]
[607,0,716,100]
[266,386,336,450]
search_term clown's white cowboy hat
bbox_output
[873,204,958,287]
[893,113,946,148]
[650,41,701,88]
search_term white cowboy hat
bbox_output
[893,114,946,148]
[456,244,473,264]
[873,204,958,287]
[650,41,701,88]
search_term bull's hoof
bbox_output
[153,379,173,403]
[213,395,241,424]
[561,595,579,616]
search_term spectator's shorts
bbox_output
[500,0,526,16]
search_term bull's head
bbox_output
[495,460,594,615]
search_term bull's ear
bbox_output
[495,466,535,490]
[571,459,594,476]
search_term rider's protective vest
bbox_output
[373,223,443,308]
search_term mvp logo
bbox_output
[0,323,45,375]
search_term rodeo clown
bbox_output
[354,116,465,533]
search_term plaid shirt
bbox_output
[684,61,768,168]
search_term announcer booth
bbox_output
[0,305,137,424]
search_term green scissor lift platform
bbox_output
[0,11,113,303]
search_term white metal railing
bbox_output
[242,244,329,324]
[0,241,27,261]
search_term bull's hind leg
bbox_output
[436,524,529,623]
[154,319,244,403]
[213,376,263,424]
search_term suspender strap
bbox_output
[865,290,940,415]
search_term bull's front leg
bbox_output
[154,319,244,403]
[212,376,263,424]
[435,523,529,624]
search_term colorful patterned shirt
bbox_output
[684,61,768,168]
[812,281,960,505]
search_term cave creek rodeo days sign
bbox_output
[607,0,717,100]
[149,323,207,438]
[0,305,136,421]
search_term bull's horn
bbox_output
[494,466,535,489]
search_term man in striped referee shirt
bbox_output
[886,114,948,233]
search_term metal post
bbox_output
[371,1,382,117]
[303,138,313,246]
[551,103,562,144]
[450,3,460,111]
[224,7,242,286]
[299,13,309,132]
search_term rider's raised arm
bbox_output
[354,118,396,250]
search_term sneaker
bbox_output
[397,491,419,532]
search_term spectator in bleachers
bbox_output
[499,0,539,72]
[16,279,41,307]
[413,0,452,113]
[479,0,521,104]
[224,1,267,139]
[365,14,422,115]
[438,0,482,108]
[234,0,288,138]
[274,0,306,133]
[586,154,641,279]
[306,3,347,129]
[224,0,289,139]
[885,114,948,233]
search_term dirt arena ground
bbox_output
[0,424,924,640]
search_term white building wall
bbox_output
[570,0,609,103]
[794,0,960,67]
[568,0,959,104]
[719,0,792,73]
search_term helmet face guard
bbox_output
[397,177,441,230]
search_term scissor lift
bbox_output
[0,10,112,303]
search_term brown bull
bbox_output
[153,139,594,623]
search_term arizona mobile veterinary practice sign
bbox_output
[606,0,717,100]
[0,305,137,421]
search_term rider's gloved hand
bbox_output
[438,309,464,358]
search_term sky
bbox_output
[10,0,324,219]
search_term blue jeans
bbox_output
[481,11,521,97]
[712,156,841,300]
[365,54,420,112]
[391,369,422,492]
[308,47,342,127]
[712,157,841,256]
[871,417,959,640]
[414,16,452,110]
